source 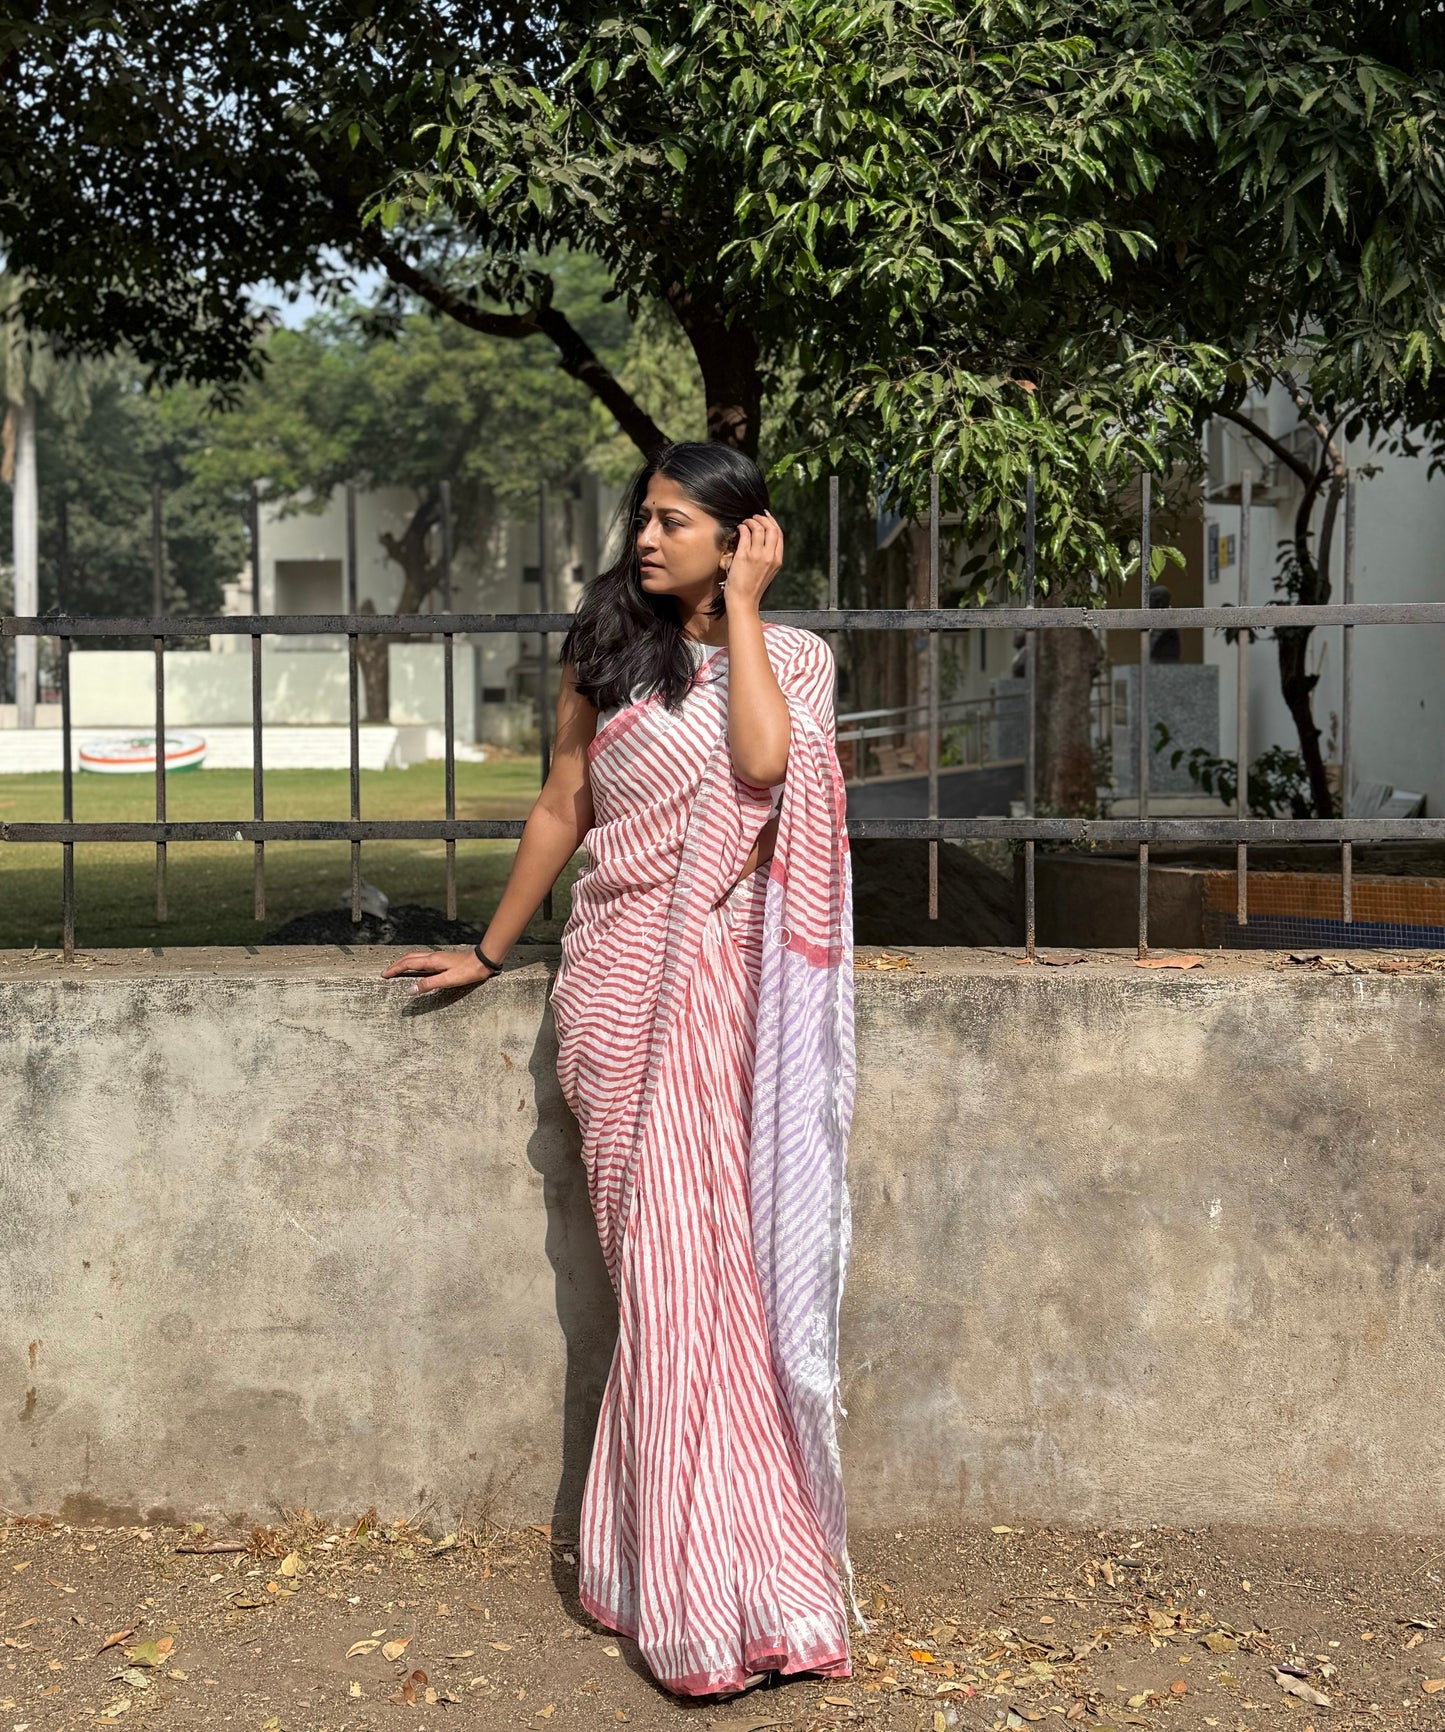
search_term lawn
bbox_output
[0,758,583,949]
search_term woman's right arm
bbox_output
[381,663,597,994]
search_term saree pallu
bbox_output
[551,623,857,1696]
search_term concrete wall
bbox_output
[3,948,1442,1536]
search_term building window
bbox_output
[274,559,343,614]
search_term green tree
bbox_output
[7,1,1445,807]
[0,356,244,634]
[191,269,628,714]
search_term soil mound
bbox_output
[851,839,1020,947]
[260,903,488,948]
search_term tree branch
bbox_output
[1215,404,1315,489]
[367,236,668,459]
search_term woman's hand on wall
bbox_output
[382,950,496,995]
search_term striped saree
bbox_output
[550,623,857,1696]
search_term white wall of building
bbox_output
[63,643,475,738]
[1203,387,1445,815]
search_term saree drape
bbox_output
[550,623,857,1696]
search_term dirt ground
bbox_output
[4,1514,1444,1732]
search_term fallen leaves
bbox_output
[1273,1668,1330,1706]
[121,1636,174,1669]
[345,1639,381,1659]
[1424,1678,1445,1693]
[381,1635,413,1662]
[389,1666,445,1707]
[856,951,915,971]
[1135,954,1205,969]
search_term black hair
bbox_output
[561,441,770,713]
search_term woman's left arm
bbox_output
[724,513,791,786]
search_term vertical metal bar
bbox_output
[1137,472,1151,958]
[440,479,454,613]
[345,481,359,613]
[153,634,167,922]
[927,472,940,922]
[1024,471,1037,960]
[60,633,74,960]
[251,629,265,922]
[349,630,362,923]
[346,481,361,923]
[827,474,842,763]
[827,475,840,610]
[1341,468,1356,923]
[1236,468,1252,925]
[444,630,457,922]
[536,482,553,922]
[150,482,164,617]
[249,483,262,616]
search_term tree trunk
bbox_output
[668,293,762,457]
[1276,626,1333,816]
[1035,598,1100,815]
[355,600,389,724]
[12,386,38,726]
[370,493,444,723]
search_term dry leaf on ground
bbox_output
[1273,1669,1330,1706]
[1135,954,1205,969]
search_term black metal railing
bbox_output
[4,469,1444,961]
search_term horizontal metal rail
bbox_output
[2,465,1439,961]
[7,602,1445,635]
[7,817,1443,846]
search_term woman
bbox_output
[382,442,859,1698]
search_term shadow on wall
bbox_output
[524,1011,618,1609]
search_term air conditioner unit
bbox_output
[1205,414,1283,503]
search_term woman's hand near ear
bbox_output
[723,514,784,611]
[723,512,791,787]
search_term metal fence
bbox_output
[4,468,1445,962]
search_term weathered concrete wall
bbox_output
[3,947,1442,1535]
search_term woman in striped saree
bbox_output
[383,442,858,1699]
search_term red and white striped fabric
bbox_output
[551,624,854,1696]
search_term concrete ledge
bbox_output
[3,946,1442,1534]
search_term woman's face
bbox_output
[634,474,731,599]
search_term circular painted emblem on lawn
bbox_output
[78,732,207,774]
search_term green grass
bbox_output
[0,759,582,950]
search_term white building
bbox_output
[1202,386,1445,817]
[0,474,620,762]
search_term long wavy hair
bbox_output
[562,441,770,712]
